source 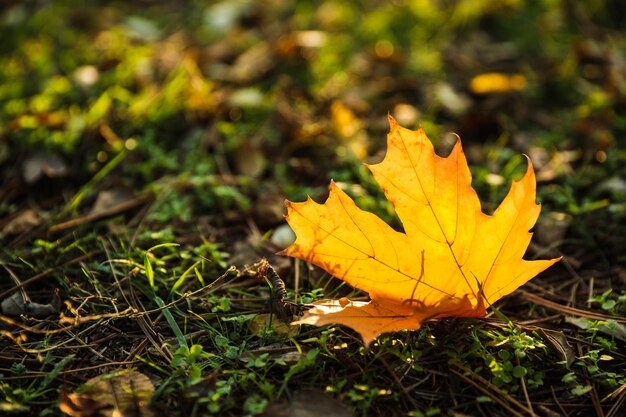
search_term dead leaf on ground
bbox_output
[60,370,155,417]
[261,388,354,417]
[59,388,112,417]
[534,327,576,368]
[528,147,580,182]
[248,313,298,338]
[235,140,266,178]
[1,291,57,318]
[1,208,42,235]
[251,190,286,227]
[469,72,527,94]
[90,189,136,215]
[566,316,626,342]
[22,153,68,184]
[282,116,559,346]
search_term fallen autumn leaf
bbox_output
[281,115,560,346]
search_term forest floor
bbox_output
[1,1,626,416]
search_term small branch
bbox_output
[518,291,626,323]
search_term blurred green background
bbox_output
[3,0,626,264]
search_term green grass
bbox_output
[1,1,626,416]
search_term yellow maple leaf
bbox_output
[280,116,560,346]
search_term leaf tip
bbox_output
[520,154,536,179]
[387,113,398,129]
[283,199,294,220]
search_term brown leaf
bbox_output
[59,388,111,417]
[22,153,67,184]
[261,389,354,417]
[1,209,42,235]
[63,370,156,417]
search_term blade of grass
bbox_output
[194,267,205,286]
[154,296,188,352]
[147,243,180,252]
[170,260,203,297]
[144,253,155,291]
[39,354,75,389]
[61,149,128,216]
